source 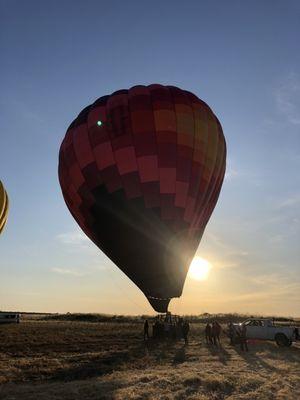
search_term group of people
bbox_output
[205,321,248,351]
[204,321,222,346]
[143,314,249,352]
[228,321,248,351]
[144,313,190,344]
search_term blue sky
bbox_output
[0,0,299,316]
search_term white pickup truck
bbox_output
[232,318,299,347]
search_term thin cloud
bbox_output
[276,193,300,209]
[3,97,44,124]
[223,159,262,187]
[51,267,87,277]
[230,288,297,303]
[215,251,251,270]
[224,167,239,181]
[183,277,300,314]
[209,273,299,306]
[275,73,300,125]
[56,231,89,245]
[56,230,100,258]
[268,234,284,244]
[224,158,239,182]
[205,232,249,256]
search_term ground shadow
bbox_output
[0,378,126,400]
[253,341,300,363]
[173,345,186,364]
[50,350,132,382]
[232,345,279,372]
[207,343,231,365]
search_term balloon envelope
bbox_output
[58,84,226,312]
[0,180,9,235]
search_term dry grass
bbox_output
[0,318,299,399]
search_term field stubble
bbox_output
[0,317,299,400]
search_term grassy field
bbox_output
[0,316,299,399]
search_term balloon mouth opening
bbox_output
[146,295,172,313]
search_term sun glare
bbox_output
[188,257,212,281]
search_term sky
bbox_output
[0,0,299,317]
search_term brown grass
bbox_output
[0,318,299,399]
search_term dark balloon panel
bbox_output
[0,181,9,235]
[58,84,226,312]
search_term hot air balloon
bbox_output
[58,84,226,312]
[0,180,9,234]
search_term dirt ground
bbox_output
[0,318,299,399]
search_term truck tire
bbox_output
[275,333,290,347]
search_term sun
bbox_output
[188,257,212,281]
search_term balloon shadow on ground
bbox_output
[173,345,186,364]
[143,338,183,362]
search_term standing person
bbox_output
[177,317,183,340]
[211,321,220,346]
[211,322,216,345]
[164,319,170,339]
[153,318,158,339]
[182,320,190,345]
[205,323,212,344]
[144,319,149,340]
[228,321,235,345]
[215,321,222,346]
[239,323,248,352]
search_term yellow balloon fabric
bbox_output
[0,180,9,234]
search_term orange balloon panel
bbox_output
[58,85,226,312]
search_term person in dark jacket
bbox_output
[182,320,190,345]
[228,321,235,345]
[211,321,222,346]
[144,319,149,340]
[205,323,213,344]
[238,323,248,352]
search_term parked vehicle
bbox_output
[0,312,20,324]
[232,319,299,347]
